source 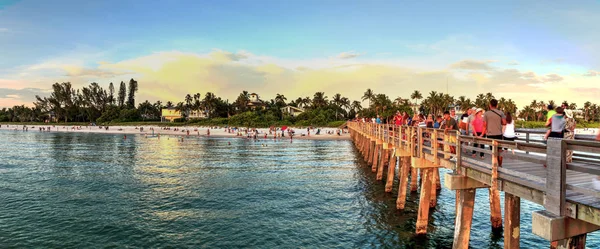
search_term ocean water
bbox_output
[0,130,599,248]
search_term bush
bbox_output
[118,109,141,122]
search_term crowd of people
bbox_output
[352,99,582,167]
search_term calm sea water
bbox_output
[0,130,599,248]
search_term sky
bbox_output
[0,0,599,109]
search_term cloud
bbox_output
[449,60,494,71]
[507,61,519,66]
[1,49,593,110]
[63,66,130,78]
[0,28,8,32]
[0,88,49,108]
[543,74,564,82]
[336,51,362,59]
[583,70,598,77]
[209,49,251,62]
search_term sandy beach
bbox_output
[0,124,351,140]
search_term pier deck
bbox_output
[348,122,600,249]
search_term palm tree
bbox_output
[352,100,362,113]
[456,96,472,111]
[175,102,186,118]
[275,94,287,106]
[584,101,592,121]
[362,88,375,107]
[165,101,174,108]
[312,92,328,108]
[203,92,217,118]
[302,97,312,109]
[331,93,344,119]
[410,90,423,106]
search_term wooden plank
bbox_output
[504,193,520,249]
[567,162,600,176]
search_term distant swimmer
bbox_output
[124,135,127,139]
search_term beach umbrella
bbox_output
[281,126,288,131]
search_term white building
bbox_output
[281,105,305,117]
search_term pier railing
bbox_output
[347,121,600,249]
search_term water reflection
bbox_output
[1,130,600,248]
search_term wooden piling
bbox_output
[385,149,396,192]
[372,143,380,172]
[410,168,418,192]
[416,168,433,235]
[490,140,503,230]
[377,145,388,180]
[453,188,476,249]
[368,140,375,164]
[504,193,520,249]
[396,156,410,209]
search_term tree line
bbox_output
[0,81,598,126]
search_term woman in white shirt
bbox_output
[503,112,516,141]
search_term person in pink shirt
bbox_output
[470,108,485,158]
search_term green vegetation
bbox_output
[1,80,598,129]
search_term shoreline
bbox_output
[0,124,351,141]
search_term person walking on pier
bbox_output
[443,110,459,158]
[562,102,576,163]
[471,108,485,158]
[482,99,506,166]
[545,107,566,139]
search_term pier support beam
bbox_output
[372,143,381,172]
[453,188,476,249]
[416,168,433,235]
[385,149,397,192]
[504,193,520,249]
[490,140,503,231]
[532,210,599,248]
[410,167,418,192]
[377,144,388,180]
[368,140,376,164]
[396,156,411,209]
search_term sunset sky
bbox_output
[1,0,599,108]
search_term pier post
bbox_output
[372,142,381,172]
[377,143,388,180]
[504,193,520,249]
[368,140,376,164]
[385,148,396,192]
[396,156,410,209]
[490,140,503,230]
[453,188,476,249]
[416,168,433,235]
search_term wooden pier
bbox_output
[348,122,600,249]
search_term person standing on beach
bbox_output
[482,99,506,166]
